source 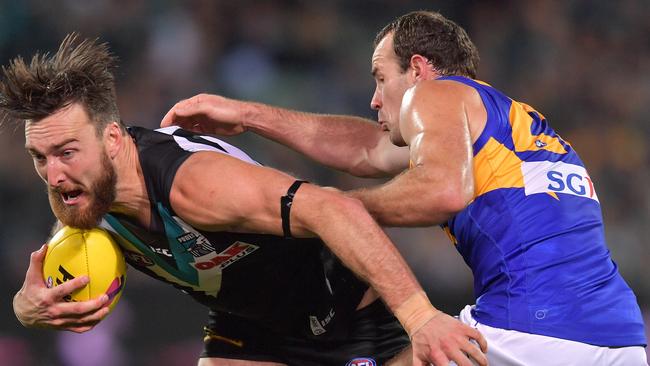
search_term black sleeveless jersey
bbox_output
[100,126,368,339]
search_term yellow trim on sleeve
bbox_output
[509,102,568,154]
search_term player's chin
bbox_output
[61,214,102,230]
[53,203,105,229]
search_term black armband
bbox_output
[281,180,308,239]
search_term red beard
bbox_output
[48,152,116,229]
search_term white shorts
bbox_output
[457,305,648,366]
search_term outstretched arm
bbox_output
[171,150,421,308]
[170,150,487,366]
[161,94,409,177]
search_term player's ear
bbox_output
[410,55,433,81]
[104,122,122,159]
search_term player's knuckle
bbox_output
[87,312,101,322]
[29,252,42,264]
[45,304,59,317]
[71,302,85,314]
[431,351,447,365]
[34,295,49,308]
[439,338,454,353]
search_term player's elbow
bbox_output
[412,182,473,225]
[312,191,370,226]
[344,163,389,178]
[348,146,408,178]
[291,186,371,237]
[324,192,367,216]
[442,190,471,215]
[340,154,388,178]
[439,182,473,215]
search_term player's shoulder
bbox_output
[423,76,482,96]
[407,77,479,108]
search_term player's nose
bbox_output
[370,88,382,111]
[46,159,68,187]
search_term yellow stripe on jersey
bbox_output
[442,225,458,245]
[518,102,547,121]
[509,101,568,154]
[473,137,525,197]
[474,79,491,87]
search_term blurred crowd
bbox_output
[0,1,648,365]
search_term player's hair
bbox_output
[375,10,480,78]
[0,33,123,134]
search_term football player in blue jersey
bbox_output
[2,34,487,366]
[163,10,648,365]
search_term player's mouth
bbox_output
[379,121,389,131]
[61,190,84,205]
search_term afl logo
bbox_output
[346,358,376,366]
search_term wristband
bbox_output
[394,291,440,337]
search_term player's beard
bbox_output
[48,152,117,229]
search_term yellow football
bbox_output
[43,226,126,313]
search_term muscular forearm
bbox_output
[321,201,420,308]
[243,102,400,177]
[348,166,470,227]
[291,186,437,335]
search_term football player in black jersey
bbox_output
[3,35,487,366]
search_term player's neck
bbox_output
[109,136,151,227]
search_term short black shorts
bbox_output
[200,300,410,365]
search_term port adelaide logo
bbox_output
[177,231,215,257]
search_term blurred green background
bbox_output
[1,1,648,365]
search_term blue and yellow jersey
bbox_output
[438,76,646,346]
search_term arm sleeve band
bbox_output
[281,180,308,239]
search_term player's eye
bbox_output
[61,150,75,159]
[32,153,46,164]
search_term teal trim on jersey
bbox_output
[156,202,199,280]
[104,213,199,285]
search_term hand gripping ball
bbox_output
[43,226,126,313]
